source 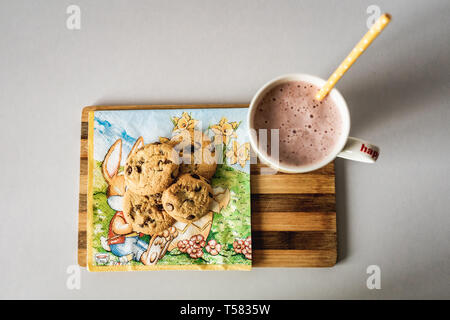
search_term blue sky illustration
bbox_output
[93,108,250,173]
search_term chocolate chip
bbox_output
[144,195,149,200]
[194,186,202,192]
[191,174,200,180]
[166,203,174,211]
[144,216,155,225]
[156,204,164,211]
[126,166,133,175]
[136,165,142,173]
[187,215,195,220]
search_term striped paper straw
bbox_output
[315,13,391,101]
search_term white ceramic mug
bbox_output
[248,74,380,173]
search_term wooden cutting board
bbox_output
[78,104,337,268]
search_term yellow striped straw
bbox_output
[315,13,391,101]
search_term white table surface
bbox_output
[0,0,449,299]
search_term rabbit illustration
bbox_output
[99,137,154,265]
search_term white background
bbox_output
[0,0,449,299]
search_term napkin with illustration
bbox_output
[86,108,252,271]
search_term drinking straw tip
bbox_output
[315,13,392,100]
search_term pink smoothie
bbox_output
[253,80,343,167]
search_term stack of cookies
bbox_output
[122,131,217,235]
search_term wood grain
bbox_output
[252,231,336,250]
[252,212,336,231]
[78,104,337,268]
[251,174,335,194]
[251,193,336,212]
[252,250,336,267]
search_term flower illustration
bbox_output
[242,236,252,260]
[244,235,251,247]
[187,246,204,259]
[172,112,198,131]
[226,140,250,168]
[177,240,190,253]
[233,236,252,260]
[210,117,238,144]
[189,234,206,249]
[233,239,245,253]
[205,240,222,256]
[242,246,252,260]
[176,235,207,259]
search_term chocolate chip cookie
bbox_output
[124,142,180,195]
[179,146,217,180]
[161,173,214,223]
[123,190,176,235]
[169,130,217,180]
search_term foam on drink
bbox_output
[253,80,343,167]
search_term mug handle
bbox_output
[337,137,380,163]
